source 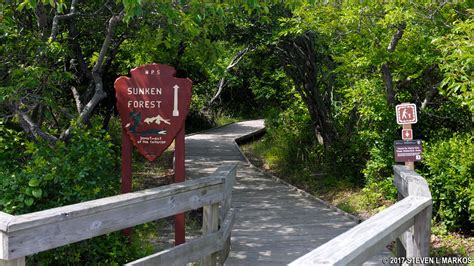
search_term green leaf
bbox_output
[32,188,43,199]
[57,2,66,13]
[17,1,29,11]
[24,197,34,207]
[28,178,40,187]
[44,174,54,181]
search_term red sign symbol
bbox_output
[114,64,192,161]
[396,103,417,124]
[402,129,413,140]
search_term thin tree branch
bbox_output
[9,104,58,143]
[71,86,82,113]
[421,84,439,109]
[35,1,49,33]
[68,16,93,82]
[92,10,124,74]
[49,106,62,132]
[381,22,407,106]
[208,46,251,105]
[387,22,406,52]
[50,0,78,40]
[381,63,395,106]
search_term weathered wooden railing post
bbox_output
[202,164,236,266]
[413,204,432,258]
[202,203,219,266]
[218,165,236,265]
[394,165,432,262]
[396,190,408,258]
[0,213,23,266]
[0,258,25,266]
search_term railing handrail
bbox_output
[290,165,432,265]
[0,164,237,266]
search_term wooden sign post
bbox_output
[114,64,192,245]
[395,103,418,170]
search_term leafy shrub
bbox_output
[262,104,322,176]
[0,124,119,214]
[422,133,473,232]
[0,123,153,264]
[0,121,26,176]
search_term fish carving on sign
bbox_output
[114,64,192,161]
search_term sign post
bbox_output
[120,128,133,237]
[395,103,418,170]
[114,64,192,245]
[174,127,185,245]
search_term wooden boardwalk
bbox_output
[185,120,387,265]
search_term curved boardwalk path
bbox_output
[185,120,384,265]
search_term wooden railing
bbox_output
[290,165,432,265]
[0,164,237,266]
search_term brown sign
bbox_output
[394,140,422,162]
[402,129,413,140]
[115,64,192,161]
[396,103,417,124]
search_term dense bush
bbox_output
[0,124,119,214]
[255,103,368,194]
[0,122,153,264]
[422,133,473,232]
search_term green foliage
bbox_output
[432,9,474,113]
[245,2,471,237]
[0,124,119,214]
[0,122,155,263]
[422,133,473,232]
[253,98,339,192]
[0,3,472,263]
[263,98,319,168]
[0,121,26,174]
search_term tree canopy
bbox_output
[0,2,472,260]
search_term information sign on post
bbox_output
[395,103,419,170]
[114,64,192,245]
[115,64,192,161]
[394,140,422,162]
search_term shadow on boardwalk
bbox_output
[185,120,388,265]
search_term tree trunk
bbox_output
[381,23,406,107]
[277,31,337,147]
